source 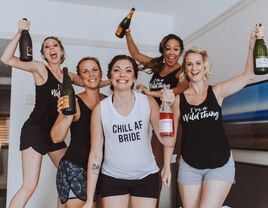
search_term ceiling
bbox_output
[46,0,243,38]
[46,0,187,15]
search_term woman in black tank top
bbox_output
[162,26,262,208]
[124,29,188,207]
[0,19,84,208]
[51,57,105,208]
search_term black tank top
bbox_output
[179,86,230,169]
[24,67,61,131]
[63,96,92,170]
[149,67,180,105]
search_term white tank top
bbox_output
[100,91,159,179]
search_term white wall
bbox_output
[184,0,268,166]
[0,0,174,207]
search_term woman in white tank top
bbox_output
[82,55,175,208]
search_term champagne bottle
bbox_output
[115,8,135,38]
[253,24,268,75]
[61,67,76,115]
[159,100,174,137]
[19,18,33,62]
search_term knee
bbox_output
[21,180,38,196]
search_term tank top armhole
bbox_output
[208,85,221,107]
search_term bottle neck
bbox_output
[127,11,134,19]
[256,35,264,40]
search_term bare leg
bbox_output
[178,183,202,208]
[63,198,97,208]
[102,194,129,208]
[48,148,67,208]
[9,147,42,208]
[199,180,232,208]
[131,196,157,208]
[151,132,163,208]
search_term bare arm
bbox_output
[125,30,153,64]
[148,95,176,147]
[213,25,261,104]
[0,20,44,77]
[68,71,111,88]
[162,95,180,186]
[50,97,79,143]
[83,104,104,208]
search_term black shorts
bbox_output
[99,172,160,199]
[20,124,66,155]
[56,159,98,204]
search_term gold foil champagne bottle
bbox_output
[253,24,268,75]
[61,67,76,115]
[115,8,135,38]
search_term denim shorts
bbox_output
[177,153,235,185]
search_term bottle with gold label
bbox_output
[253,24,268,75]
[19,18,33,62]
[61,67,76,115]
[115,8,135,38]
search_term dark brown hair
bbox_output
[107,55,139,90]
[142,34,184,74]
[40,36,65,64]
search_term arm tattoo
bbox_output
[92,163,100,175]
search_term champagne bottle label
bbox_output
[256,57,268,68]
[27,46,33,56]
[116,27,123,36]
[62,95,70,108]
[160,118,173,133]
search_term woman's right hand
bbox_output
[136,83,150,95]
[18,19,30,33]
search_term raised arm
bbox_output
[0,19,44,74]
[213,25,262,103]
[83,104,104,208]
[125,29,153,64]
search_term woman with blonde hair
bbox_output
[162,25,262,208]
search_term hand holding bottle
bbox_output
[19,18,33,62]
[18,18,30,33]
[161,88,175,104]
[252,24,268,75]
[249,24,264,51]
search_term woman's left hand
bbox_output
[162,167,172,187]
[249,24,264,50]
[161,89,175,104]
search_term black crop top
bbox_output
[149,67,180,105]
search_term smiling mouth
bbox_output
[117,80,128,84]
[50,52,57,59]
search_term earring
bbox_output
[162,58,165,63]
